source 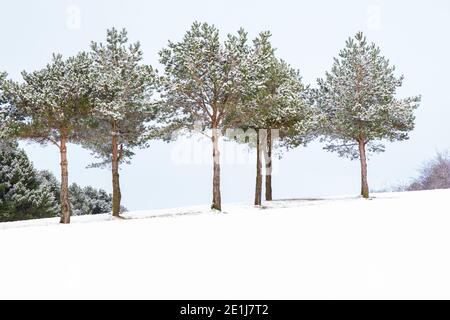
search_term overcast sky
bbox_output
[1,0,449,210]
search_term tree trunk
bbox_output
[211,127,222,211]
[111,126,122,217]
[59,135,71,224]
[255,129,262,206]
[264,129,273,201]
[358,139,369,199]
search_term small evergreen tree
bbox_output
[0,72,14,151]
[0,72,6,112]
[3,53,93,223]
[69,183,114,215]
[38,171,117,215]
[316,32,421,198]
[0,144,59,222]
[159,22,250,211]
[87,28,156,217]
[37,170,61,201]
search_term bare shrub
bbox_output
[407,152,450,191]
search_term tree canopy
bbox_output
[316,32,421,159]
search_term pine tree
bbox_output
[0,144,59,222]
[37,170,61,201]
[316,32,421,198]
[87,28,156,217]
[0,72,6,109]
[159,22,250,211]
[231,32,315,205]
[0,72,13,151]
[3,53,93,223]
[38,170,117,215]
[69,183,114,215]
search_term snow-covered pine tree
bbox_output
[232,32,315,205]
[3,53,93,223]
[159,22,250,211]
[316,32,421,198]
[0,72,13,151]
[69,183,114,215]
[37,170,61,202]
[0,72,6,109]
[38,170,117,215]
[87,28,156,217]
[80,185,117,214]
[0,144,59,222]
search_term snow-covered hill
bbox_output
[1,189,449,299]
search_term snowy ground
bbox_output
[1,189,450,299]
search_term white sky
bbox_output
[1,0,449,210]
